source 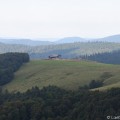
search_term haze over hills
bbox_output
[0,34,120,46]
[92,34,120,43]
[55,37,86,44]
[0,38,54,46]
[0,37,87,46]
[52,34,120,43]
[1,42,120,59]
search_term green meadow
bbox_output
[3,60,120,92]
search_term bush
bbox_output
[89,80,103,89]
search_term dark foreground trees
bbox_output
[0,86,120,120]
[0,53,29,85]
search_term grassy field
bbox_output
[3,60,120,92]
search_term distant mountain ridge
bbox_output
[92,34,120,42]
[0,37,87,46]
[0,34,120,46]
[55,37,86,44]
[0,38,53,46]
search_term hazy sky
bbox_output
[0,0,120,39]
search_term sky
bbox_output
[0,0,120,39]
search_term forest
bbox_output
[0,53,29,85]
[82,50,120,64]
[0,86,120,120]
[1,42,120,59]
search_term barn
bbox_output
[48,54,61,59]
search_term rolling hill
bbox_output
[3,60,120,92]
[55,37,86,43]
[1,42,120,59]
[0,34,120,46]
[93,34,120,43]
[0,38,53,46]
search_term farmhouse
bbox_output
[48,54,61,59]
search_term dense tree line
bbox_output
[82,50,120,64]
[1,42,120,59]
[0,53,29,85]
[0,86,120,120]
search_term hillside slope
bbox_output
[1,42,120,59]
[3,60,120,92]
